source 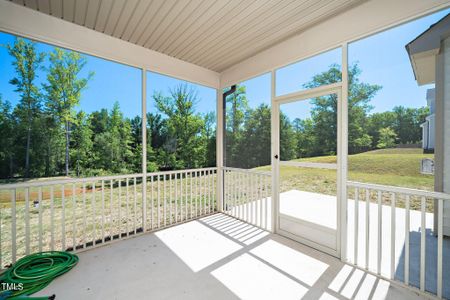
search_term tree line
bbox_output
[0,38,428,179]
[225,63,428,168]
[0,38,215,179]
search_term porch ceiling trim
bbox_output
[0,0,220,89]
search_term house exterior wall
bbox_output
[421,121,429,149]
[434,37,450,235]
[428,114,436,150]
[443,38,450,235]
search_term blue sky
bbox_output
[244,8,450,121]
[0,33,216,119]
[0,8,449,121]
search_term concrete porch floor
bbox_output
[37,214,425,300]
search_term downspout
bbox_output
[222,85,236,168]
[222,85,236,212]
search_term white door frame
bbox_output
[270,81,347,258]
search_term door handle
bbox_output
[274,155,279,159]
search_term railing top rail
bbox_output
[223,166,271,176]
[147,167,217,177]
[0,167,218,190]
[347,181,450,200]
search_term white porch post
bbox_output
[142,69,147,232]
[339,43,349,260]
[216,89,224,212]
[271,70,279,233]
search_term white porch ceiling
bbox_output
[8,0,366,73]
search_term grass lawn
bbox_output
[255,148,435,211]
[257,148,434,192]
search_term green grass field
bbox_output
[257,148,434,192]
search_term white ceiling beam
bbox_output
[0,0,220,89]
[220,0,450,88]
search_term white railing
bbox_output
[223,167,271,231]
[0,167,217,267]
[346,181,450,299]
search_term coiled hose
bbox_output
[0,251,78,300]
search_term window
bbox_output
[276,48,341,96]
[224,73,271,170]
[146,71,216,171]
[0,32,142,180]
[346,9,450,191]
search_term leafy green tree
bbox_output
[293,118,315,158]
[0,97,16,178]
[225,85,248,167]
[280,113,297,160]
[7,38,44,177]
[71,111,93,176]
[392,106,429,144]
[147,113,167,150]
[367,111,396,148]
[203,111,216,167]
[239,104,271,168]
[377,127,397,148]
[154,84,205,169]
[304,63,381,156]
[44,48,93,176]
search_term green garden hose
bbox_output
[0,251,78,300]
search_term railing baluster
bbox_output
[365,189,370,270]
[25,188,30,255]
[157,175,161,227]
[405,194,410,285]
[101,181,105,243]
[229,171,232,216]
[169,174,172,225]
[354,187,359,265]
[163,175,166,227]
[240,172,243,220]
[126,179,129,236]
[62,184,66,250]
[265,175,269,230]
[82,183,86,248]
[11,190,16,264]
[180,173,183,221]
[38,187,43,252]
[190,172,193,219]
[208,170,212,214]
[236,171,239,218]
[196,171,199,218]
[259,175,263,228]
[51,186,55,251]
[224,170,228,213]
[175,173,178,223]
[134,177,137,234]
[185,172,188,219]
[110,179,113,240]
[199,171,203,216]
[203,170,207,215]
[253,174,256,225]
[245,173,252,223]
[92,182,95,246]
[420,196,426,292]
[377,190,382,275]
[390,192,396,280]
[151,175,154,230]
[118,180,121,238]
[437,198,443,299]
[71,184,76,250]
